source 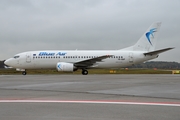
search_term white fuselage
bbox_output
[5,50,158,70]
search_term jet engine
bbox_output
[56,62,75,72]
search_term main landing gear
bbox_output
[22,71,27,75]
[21,70,88,75]
[82,69,88,75]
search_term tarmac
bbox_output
[0,74,180,120]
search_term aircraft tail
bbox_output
[122,22,161,52]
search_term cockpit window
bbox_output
[14,56,20,59]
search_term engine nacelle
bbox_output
[56,62,74,72]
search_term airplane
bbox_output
[4,22,174,75]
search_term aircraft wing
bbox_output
[144,47,174,56]
[74,55,113,68]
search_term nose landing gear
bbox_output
[22,71,27,75]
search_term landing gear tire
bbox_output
[82,70,88,75]
[22,71,27,75]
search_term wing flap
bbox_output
[74,55,113,67]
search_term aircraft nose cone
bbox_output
[4,60,9,66]
[4,59,13,67]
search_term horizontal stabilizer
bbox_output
[144,48,174,55]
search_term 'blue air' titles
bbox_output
[39,52,67,56]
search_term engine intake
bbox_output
[56,62,74,72]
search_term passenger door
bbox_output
[129,52,133,63]
[26,53,31,63]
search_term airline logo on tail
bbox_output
[146,28,157,45]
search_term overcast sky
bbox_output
[0,0,180,62]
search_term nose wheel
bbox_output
[22,71,27,75]
[82,69,88,75]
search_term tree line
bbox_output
[128,61,180,69]
[0,60,5,68]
